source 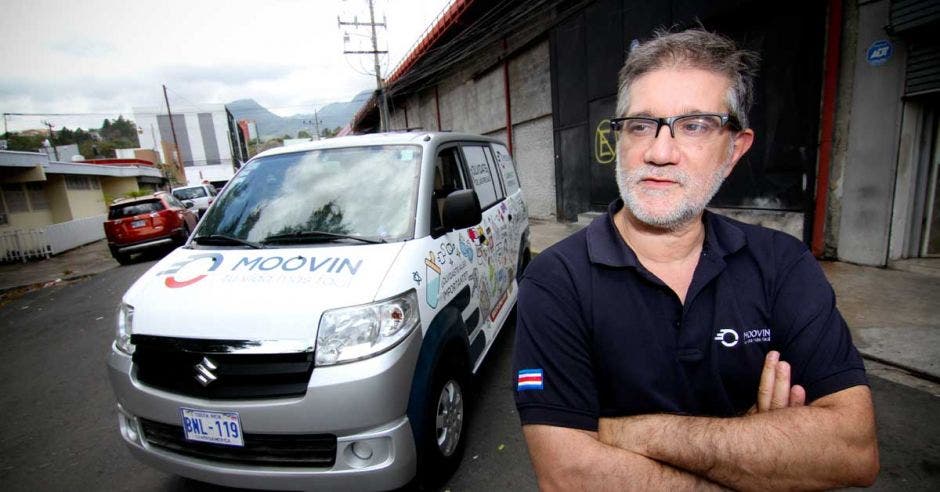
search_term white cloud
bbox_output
[0,0,451,131]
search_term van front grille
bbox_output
[139,418,336,467]
[131,335,314,399]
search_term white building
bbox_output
[133,104,249,186]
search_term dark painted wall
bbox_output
[550,0,826,221]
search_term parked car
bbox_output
[107,133,530,490]
[171,183,218,216]
[103,192,198,265]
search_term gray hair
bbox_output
[615,28,760,129]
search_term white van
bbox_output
[107,132,530,490]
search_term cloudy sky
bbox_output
[0,0,451,132]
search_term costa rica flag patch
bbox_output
[517,369,544,391]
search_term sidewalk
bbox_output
[2,221,938,382]
[0,239,118,294]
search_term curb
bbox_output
[859,352,940,385]
[0,272,103,299]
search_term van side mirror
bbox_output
[442,189,482,231]
[182,200,195,209]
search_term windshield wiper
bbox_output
[262,231,386,245]
[192,234,264,249]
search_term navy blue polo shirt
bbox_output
[513,199,867,431]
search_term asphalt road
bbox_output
[0,260,938,491]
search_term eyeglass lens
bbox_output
[618,114,726,142]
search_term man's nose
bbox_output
[643,125,680,166]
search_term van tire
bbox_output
[416,353,469,488]
[517,244,531,281]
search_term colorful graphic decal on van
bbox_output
[413,192,524,328]
[425,252,442,308]
[158,254,364,288]
[459,236,474,262]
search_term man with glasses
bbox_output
[512,28,878,489]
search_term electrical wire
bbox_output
[385,0,592,97]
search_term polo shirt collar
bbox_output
[586,199,747,268]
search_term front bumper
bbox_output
[107,327,423,491]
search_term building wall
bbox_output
[185,113,208,164]
[835,0,907,265]
[67,182,108,219]
[45,175,72,223]
[0,181,54,230]
[134,106,237,186]
[101,177,140,203]
[509,41,555,219]
[511,116,555,218]
[388,39,556,219]
[0,209,54,230]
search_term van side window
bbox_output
[461,145,502,209]
[431,147,467,234]
[491,143,520,194]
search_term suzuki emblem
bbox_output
[194,357,219,386]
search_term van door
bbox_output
[459,144,515,365]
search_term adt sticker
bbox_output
[866,40,893,66]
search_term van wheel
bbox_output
[417,357,469,487]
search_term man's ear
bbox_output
[727,129,755,174]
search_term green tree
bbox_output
[5,133,45,152]
[321,126,343,138]
[57,127,76,145]
[297,130,312,139]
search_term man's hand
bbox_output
[749,350,806,414]
[523,425,724,491]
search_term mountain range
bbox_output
[226,90,372,139]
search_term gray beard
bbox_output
[615,149,732,231]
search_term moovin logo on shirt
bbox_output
[714,327,772,348]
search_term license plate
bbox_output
[180,407,244,447]
[130,219,146,228]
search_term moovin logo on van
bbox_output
[159,253,224,288]
[158,253,365,288]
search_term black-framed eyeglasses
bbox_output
[609,113,741,143]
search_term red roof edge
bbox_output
[76,158,155,167]
[386,0,474,86]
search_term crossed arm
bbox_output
[523,352,879,491]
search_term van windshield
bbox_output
[196,145,422,244]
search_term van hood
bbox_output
[124,243,405,343]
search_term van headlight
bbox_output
[115,303,135,355]
[316,290,420,366]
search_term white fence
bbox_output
[1,214,106,263]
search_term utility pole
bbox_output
[162,84,185,183]
[42,120,60,160]
[314,109,322,139]
[338,0,389,131]
[303,111,322,140]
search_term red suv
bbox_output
[103,192,198,265]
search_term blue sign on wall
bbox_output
[866,40,893,66]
